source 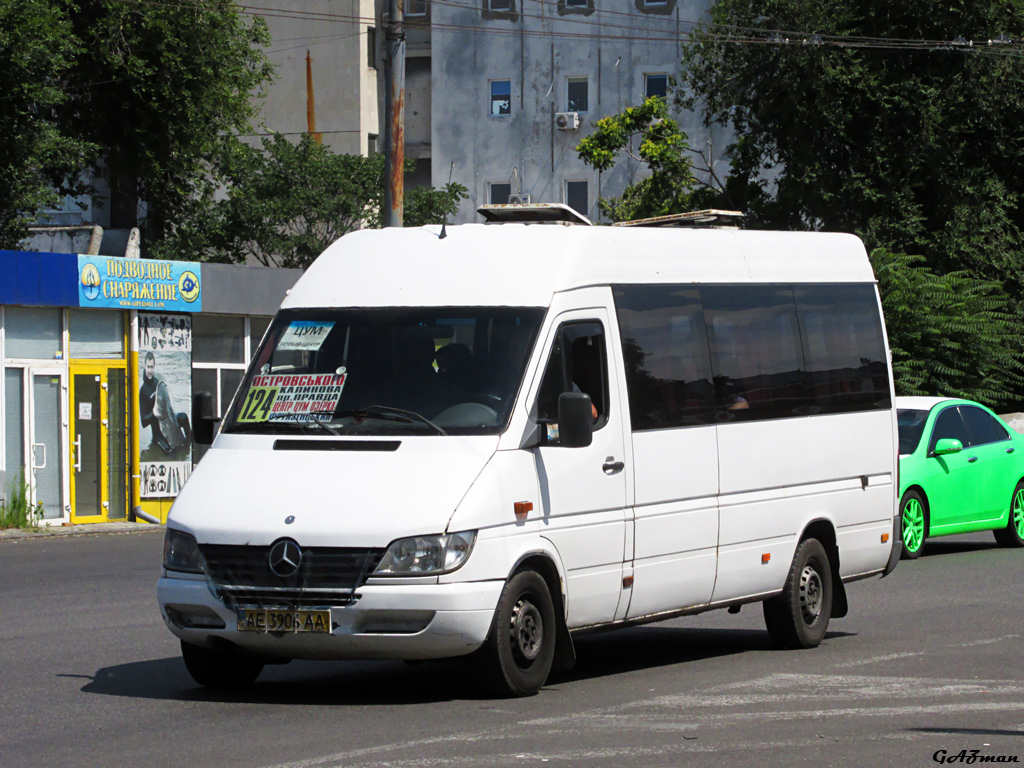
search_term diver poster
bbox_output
[137,313,193,498]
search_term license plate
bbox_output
[237,609,331,633]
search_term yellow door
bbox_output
[70,365,128,523]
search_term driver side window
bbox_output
[536,321,608,428]
[929,407,968,454]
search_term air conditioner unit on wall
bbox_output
[555,112,580,131]
[508,193,532,205]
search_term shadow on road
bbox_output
[920,538,1000,558]
[910,726,1024,738]
[67,624,855,705]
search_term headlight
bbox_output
[374,530,477,576]
[163,528,205,574]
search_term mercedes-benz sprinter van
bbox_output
[159,209,901,696]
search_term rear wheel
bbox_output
[763,538,833,650]
[900,490,928,560]
[180,641,264,688]
[993,481,1024,547]
[472,570,556,697]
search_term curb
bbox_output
[0,521,164,541]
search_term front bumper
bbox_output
[157,575,502,660]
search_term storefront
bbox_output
[0,250,301,525]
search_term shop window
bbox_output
[3,307,62,360]
[490,79,512,116]
[567,77,589,113]
[249,317,271,353]
[69,309,124,359]
[193,314,245,365]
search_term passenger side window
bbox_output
[930,407,969,453]
[613,285,714,429]
[960,405,1008,446]
[537,321,608,431]
[702,285,807,421]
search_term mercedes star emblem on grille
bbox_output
[268,539,302,577]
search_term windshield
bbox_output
[897,408,929,454]
[223,307,544,436]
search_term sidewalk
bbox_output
[0,520,163,540]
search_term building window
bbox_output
[407,0,427,16]
[3,307,62,360]
[490,80,511,116]
[368,133,378,156]
[489,183,512,204]
[642,0,668,5]
[566,180,588,216]
[563,0,588,5]
[488,0,514,10]
[567,77,589,113]
[367,27,376,69]
[645,73,668,99]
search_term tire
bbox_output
[900,489,928,560]
[180,641,264,688]
[763,538,833,650]
[993,480,1024,547]
[472,570,557,697]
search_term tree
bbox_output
[0,0,94,247]
[576,97,723,222]
[157,134,468,269]
[679,1,1024,286]
[870,248,1023,403]
[59,0,272,242]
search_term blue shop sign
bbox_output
[78,255,201,312]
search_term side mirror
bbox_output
[557,392,593,448]
[192,391,217,446]
[933,438,963,456]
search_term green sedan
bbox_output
[896,397,1024,559]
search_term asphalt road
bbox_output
[1,529,1021,768]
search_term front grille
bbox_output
[199,544,384,610]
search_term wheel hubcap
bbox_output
[799,565,822,624]
[509,597,543,662]
[902,498,925,552]
[1014,490,1024,538]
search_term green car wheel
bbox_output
[993,481,1024,548]
[900,490,927,560]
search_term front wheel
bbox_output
[472,570,556,697]
[993,480,1024,547]
[900,489,928,560]
[180,641,264,688]
[763,538,833,650]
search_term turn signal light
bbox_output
[761,553,771,564]
[514,501,533,519]
[881,533,890,543]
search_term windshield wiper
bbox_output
[336,405,448,436]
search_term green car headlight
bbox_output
[163,528,205,574]
[374,531,477,576]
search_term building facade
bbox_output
[0,250,301,525]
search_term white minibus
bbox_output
[158,208,901,696]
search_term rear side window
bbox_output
[960,405,1009,446]
[613,282,892,430]
[897,409,929,454]
[702,285,806,421]
[930,407,969,452]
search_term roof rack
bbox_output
[612,209,745,228]
[477,203,593,226]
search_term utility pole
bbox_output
[383,0,405,227]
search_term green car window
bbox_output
[929,407,969,454]
[960,405,1009,446]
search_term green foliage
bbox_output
[156,134,469,269]
[60,0,273,242]
[0,470,41,530]
[576,97,711,222]
[0,0,95,247]
[871,248,1024,404]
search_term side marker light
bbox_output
[514,501,533,520]
[881,533,890,543]
[761,553,771,564]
